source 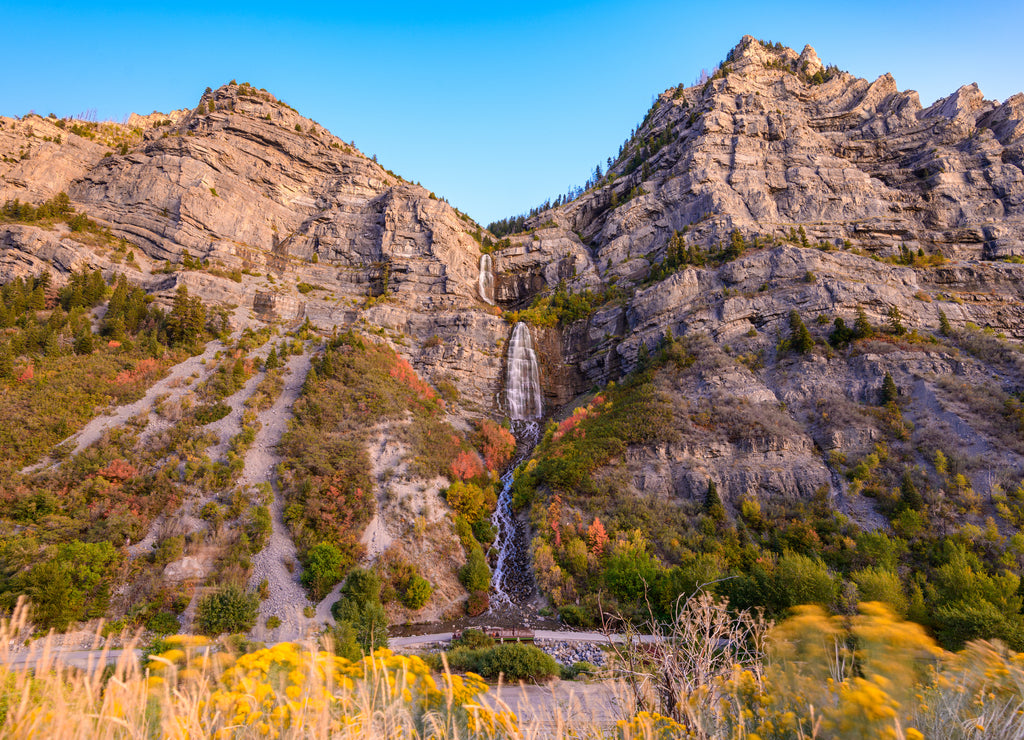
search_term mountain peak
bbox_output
[727,35,799,69]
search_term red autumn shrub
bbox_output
[478,419,515,472]
[450,450,485,481]
[98,458,138,482]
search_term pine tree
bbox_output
[899,471,924,511]
[829,317,854,348]
[264,346,279,370]
[854,306,873,339]
[44,331,63,357]
[880,372,899,406]
[726,229,746,260]
[86,269,107,304]
[106,314,126,342]
[704,479,726,521]
[165,285,205,346]
[74,332,94,355]
[788,310,815,354]
[938,309,952,336]
[888,306,906,335]
[231,358,246,386]
[0,342,11,379]
[29,285,45,310]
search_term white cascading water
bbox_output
[505,322,542,420]
[490,322,543,609]
[478,254,495,305]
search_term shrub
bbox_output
[459,546,490,592]
[451,628,494,649]
[466,590,489,617]
[195,585,259,635]
[558,604,595,628]
[332,568,389,654]
[145,611,180,635]
[444,481,494,523]
[775,551,836,609]
[400,575,432,610]
[562,661,599,680]
[852,567,908,616]
[301,542,346,600]
[481,643,559,681]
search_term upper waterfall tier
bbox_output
[478,253,495,305]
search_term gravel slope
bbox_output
[246,350,316,642]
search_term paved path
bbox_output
[4,648,140,671]
[389,630,661,648]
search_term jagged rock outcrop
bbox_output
[516,34,1024,281]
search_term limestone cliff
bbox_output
[3,39,1024,539]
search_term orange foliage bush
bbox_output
[553,395,605,443]
[389,356,435,405]
[16,364,33,382]
[114,357,159,385]
[478,419,515,472]
[450,450,485,481]
[98,458,138,482]
[587,516,609,555]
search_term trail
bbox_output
[246,350,316,642]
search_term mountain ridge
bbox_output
[3,37,1024,646]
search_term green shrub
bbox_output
[193,402,230,425]
[332,568,389,654]
[443,642,558,681]
[482,643,559,681]
[451,628,494,649]
[558,604,596,629]
[775,551,836,608]
[400,575,432,610]
[195,585,259,635]
[146,611,181,634]
[459,546,490,592]
[562,660,598,680]
[852,567,908,616]
[301,542,346,600]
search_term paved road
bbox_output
[2,631,654,671]
[389,630,660,647]
[4,648,140,671]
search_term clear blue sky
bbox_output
[3,1,1022,225]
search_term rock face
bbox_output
[4,40,1024,519]
[0,83,508,417]
[538,35,1024,266]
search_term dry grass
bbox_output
[3,594,1024,739]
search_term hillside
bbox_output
[1,37,1024,656]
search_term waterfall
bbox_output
[478,254,495,305]
[505,322,542,420]
[490,322,543,611]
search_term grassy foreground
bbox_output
[1,599,1024,738]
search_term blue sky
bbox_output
[3,1,1022,224]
